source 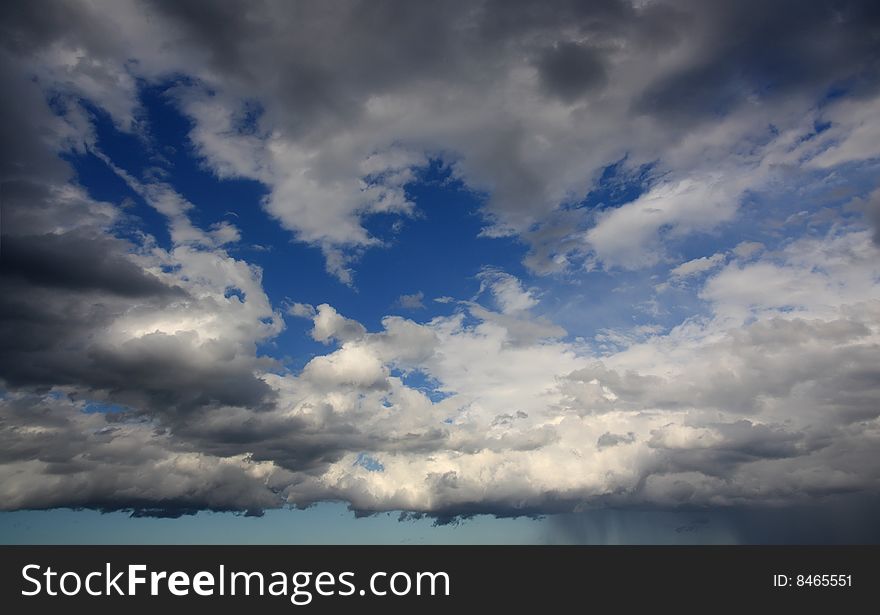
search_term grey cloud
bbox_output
[491,410,528,427]
[0,1,112,57]
[467,305,566,345]
[597,431,636,449]
[1,0,880,526]
[6,0,875,276]
[536,42,607,102]
[148,0,476,136]
[562,316,880,419]
[0,48,279,421]
[0,394,289,516]
[1,232,184,298]
[85,335,277,414]
[0,195,274,418]
[0,277,276,416]
[647,420,809,478]
[0,180,117,237]
[635,0,880,124]
[846,188,880,245]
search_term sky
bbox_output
[1,0,880,544]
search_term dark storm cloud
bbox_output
[0,42,277,419]
[0,187,274,417]
[0,60,71,182]
[0,280,276,416]
[536,42,607,102]
[0,0,108,56]
[0,224,277,413]
[142,0,880,127]
[1,232,183,298]
[635,0,880,123]
[147,0,481,135]
[0,393,289,515]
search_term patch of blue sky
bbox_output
[575,156,657,212]
[354,453,385,473]
[80,401,129,414]
[356,160,528,327]
[223,287,246,302]
[392,369,453,403]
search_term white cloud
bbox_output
[395,291,425,310]
[732,241,764,259]
[270,226,880,514]
[670,253,726,279]
[585,174,746,269]
[309,304,367,344]
[808,96,880,169]
[478,268,539,314]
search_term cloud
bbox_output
[597,432,637,450]
[3,0,876,279]
[308,304,368,344]
[478,268,539,314]
[732,241,764,259]
[0,45,283,420]
[845,188,880,246]
[1,0,880,526]
[1,231,184,298]
[669,253,726,279]
[0,392,291,516]
[2,223,880,516]
[535,41,607,103]
[585,173,747,270]
[395,291,425,310]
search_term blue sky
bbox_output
[2,0,880,544]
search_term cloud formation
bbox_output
[1,0,879,524]
[4,0,877,278]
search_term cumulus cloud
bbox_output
[1,0,880,525]
[3,222,880,517]
[0,392,291,516]
[478,268,539,314]
[307,304,368,344]
[3,0,876,279]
